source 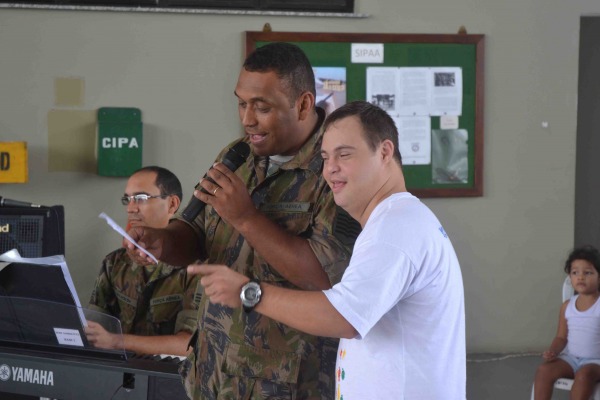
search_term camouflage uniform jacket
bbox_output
[89,247,200,335]
[179,110,359,399]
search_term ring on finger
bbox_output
[213,187,220,195]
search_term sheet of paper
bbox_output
[366,67,399,114]
[430,67,463,116]
[98,212,158,264]
[393,116,432,165]
[397,68,430,116]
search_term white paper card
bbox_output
[54,327,84,347]
[440,115,459,130]
[98,212,158,264]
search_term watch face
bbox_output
[246,287,258,301]
[241,282,261,308]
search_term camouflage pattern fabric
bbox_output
[89,247,201,335]
[178,110,359,400]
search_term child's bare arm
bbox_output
[543,300,569,361]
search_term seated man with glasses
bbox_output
[86,166,200,356]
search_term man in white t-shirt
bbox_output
[191,100,466,399]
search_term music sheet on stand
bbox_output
[0,249,86,325]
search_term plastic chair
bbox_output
[530,277,600,399]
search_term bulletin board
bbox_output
[245,31,484,198]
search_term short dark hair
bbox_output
[323,101,402,166]
[132,166,183,203]
[243,42,316,105]
[564,245,600,274]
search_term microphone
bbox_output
[0,196,44,208]
[181,141,251,223]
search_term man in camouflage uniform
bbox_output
[125,43,360,399]
[87,166,200,356]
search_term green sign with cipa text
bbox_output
[97,107,142,177]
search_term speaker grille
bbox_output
[0,215,44,257]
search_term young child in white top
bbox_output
[534,245,600,400]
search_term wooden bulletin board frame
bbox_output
[245,31,485,198]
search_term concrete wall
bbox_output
[1,0,598,353]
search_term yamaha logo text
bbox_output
[0,363,54,386]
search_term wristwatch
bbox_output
[240,280,262,313]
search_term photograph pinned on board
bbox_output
[431,129,468,184]
[314,67,347,116]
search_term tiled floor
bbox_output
[467,353,570,399]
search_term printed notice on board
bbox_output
[392,116,431,165]
[366,67,463,117]
[430,67,463,116]
[366,67,398,113]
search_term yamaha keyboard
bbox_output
[0,346,189,400]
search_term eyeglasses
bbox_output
[121,194,169,206]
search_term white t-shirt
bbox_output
[324,192,466,400]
